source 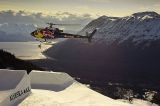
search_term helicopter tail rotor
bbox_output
[87,29,97,43]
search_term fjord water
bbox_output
[0,42,51,60]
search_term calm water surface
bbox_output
[0,42,52,59]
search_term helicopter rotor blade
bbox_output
[46,23,80,26]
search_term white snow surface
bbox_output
[0,69,31,106]
[79,12,160,45]
[0,69,158,106]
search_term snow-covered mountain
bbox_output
[0,23,36,42]
[80,11,160,46]
[44,11,160,86]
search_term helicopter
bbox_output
[30,23,97,43]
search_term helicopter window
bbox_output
[34,32,38,35]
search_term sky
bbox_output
[0,0,160,17]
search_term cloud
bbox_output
[139,2,160,12]
[87,0,110,3]
[0,10,94,33]
[153,3,160,10]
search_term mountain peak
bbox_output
[80,11,160,46]
[98,15,119,20]
[132,11,160,18]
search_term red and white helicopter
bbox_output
[31,23,97,43]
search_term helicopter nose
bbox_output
[30,31,35,37]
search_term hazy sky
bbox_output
[0,0,160,17]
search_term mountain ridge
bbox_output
[0,23,36,42]
[80,11,160,46]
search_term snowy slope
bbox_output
[0,70,157,106]
[0,69,31,106]
[21,71,158,106]
[80,11,160,45]
[0,23,36,41]
[19,89,158,106]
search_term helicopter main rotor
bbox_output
[46,23,80,28]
